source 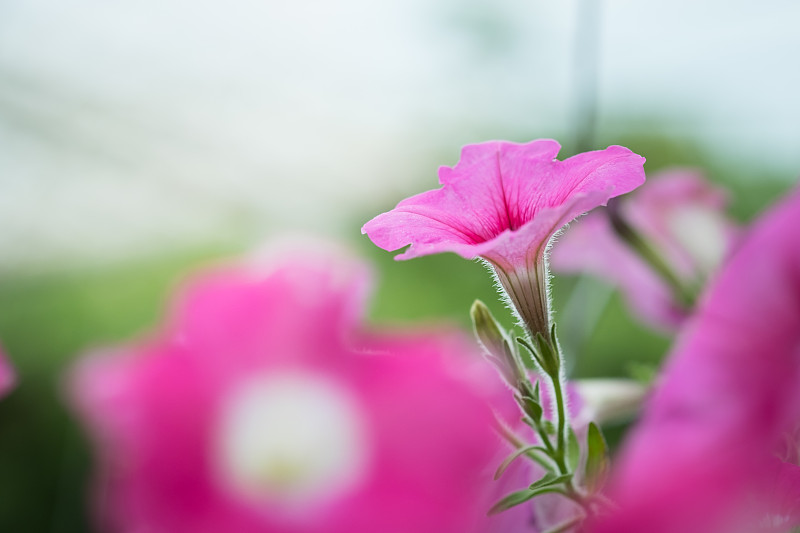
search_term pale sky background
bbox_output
[1,0,798,271]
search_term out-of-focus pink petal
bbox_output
[628,170,736,278]
[552,169,737,331]
[591,187,800,533]
[0,345,15,398]
[552,211,687,329]
[70,249,501,533]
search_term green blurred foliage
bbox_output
[0,250,229,532]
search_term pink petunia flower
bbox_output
[0,344,15,399]
[362,140,646,338]
[69,247,502,533]
[551,169,738,331]
[590,187,800,532]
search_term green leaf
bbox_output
[494,445,550,480]
[502,339,527,386]
[541,420,556,435]
[566,427,580,473]
[487,485,564,516]
[520,332,561,378]
[517,393,543,423]
[529,472,571,490]
[516,336,543,370]
[627,361,658,385]
[585,422,609,492]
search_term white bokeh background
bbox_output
[1,0,798,271]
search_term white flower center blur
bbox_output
[215,371,369,508]
[668,205,728,276]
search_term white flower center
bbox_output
[214,371,369,509]
[667,205,728,276]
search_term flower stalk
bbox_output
[473,300,601,525]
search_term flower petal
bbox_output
[363,140,645,268]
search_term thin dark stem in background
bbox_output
[561,0,605,375]
[572,0,601,153]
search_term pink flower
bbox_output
[551,169,738,330]
[69,248,501,533]
[590,187,800,532]
[363,140,645,337]
[0,344,15,399]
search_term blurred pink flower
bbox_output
[552,169,738,330]
[70,248,501,533]
[0,345,15,398]
[590,187,800,532]
[363,140,645,336]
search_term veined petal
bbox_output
[363,140,646,268]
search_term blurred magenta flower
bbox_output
[0,345,15,398]
[590,187,800,532]
[70,247,501,533]
[363,140,645,337]
[552,169,737,330]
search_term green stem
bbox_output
[495,415,559,473]
[552,373,569,474]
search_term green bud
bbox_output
[471,300,506,359]
[472,300,527,386]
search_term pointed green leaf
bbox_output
[550,323,559,350]
[566,427,580,473]
[528,332,560,377]
[494,445,550,480]
[585,422,609,492]
[517,393,543,423]
[529,472,571,490]
[502,339,528,385]
[487,486,564,516]
[516,336,543,370]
